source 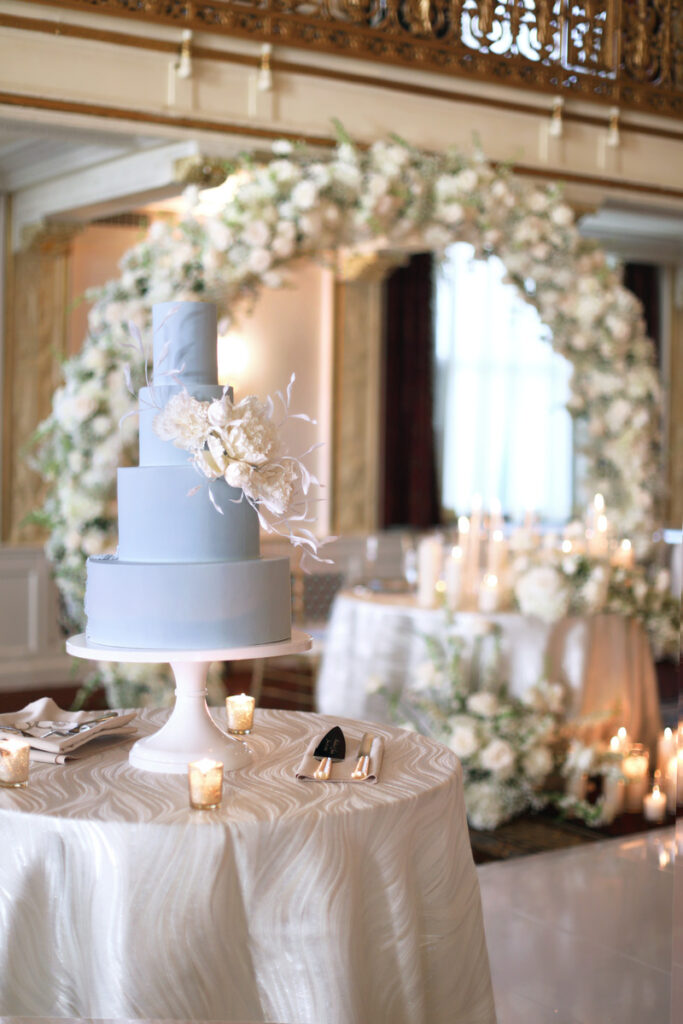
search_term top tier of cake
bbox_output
[139,301,225,468]
[152,300,217,385]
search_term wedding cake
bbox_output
[84,301,292,650]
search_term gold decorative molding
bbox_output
[30,0,683,120]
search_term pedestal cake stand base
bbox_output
[66,632,312,774]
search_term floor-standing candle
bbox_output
[478,573,499,613]
[226,693,255,734]
[622,744,649,813]
[445,545,463,611]
[0,737,30,788]
[657,727,676,775]
[188,758,223,809]
[643,783,667,823]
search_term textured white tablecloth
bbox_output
[316,591,661,750]
[0,707,496,1024]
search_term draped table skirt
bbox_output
[0,708,496,1024]
[315,591,661,752]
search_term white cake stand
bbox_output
[66,631,312,774]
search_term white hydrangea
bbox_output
[514,565,570,623]
[447,720,480,759]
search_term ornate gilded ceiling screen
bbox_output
[34,1,683,118]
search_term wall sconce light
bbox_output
[607,106,620,148]
[257,43,273,92]
[176,29,193,80]
[549,97,564,138]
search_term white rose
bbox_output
[448,722,479,759]
[243,219,270,248]
[206,219,233,252]
[81,346,108,373]
[523,745,553,781]
[550,204,573,227]
[480,738,516,776]
[272,139,293,156]
[291,180,318,210]
[247,248,272,274]
[413,661,440,691]
[272,236,295,259]
[466,692,499,717]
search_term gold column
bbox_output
[332,248,409,534]
[2,218,81,543]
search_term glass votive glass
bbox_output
[226,693,255,735]
[187,758,223,810]
[0,737,30,788]
[622,743,650,813]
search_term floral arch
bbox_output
[32,131,664,705]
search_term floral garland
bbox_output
[509,536,678,659]
[29,128,664,706]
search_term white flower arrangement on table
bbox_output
[151,375,321,555]
[511,544,679,660]
[28,125,664,705]
[379,623,567,830]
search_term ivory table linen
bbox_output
[0,708,496,1024]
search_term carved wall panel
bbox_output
[35,0,683,118]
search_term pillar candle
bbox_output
[445,545,463,611]
[643,784,667,823]
[487,529,506,577]
[657,727,676,775]
[468,496,483,598]
[665,755,678,814]
[417,536,442,608]
[611,538,634,569]
[478,573,499,613]
[622,744,649,813]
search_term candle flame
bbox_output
[593,493,605,512]
[617,727,627,741]
[561,539,573,553]
[458,516,470,535]
[596,514,607,533]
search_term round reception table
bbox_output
[0,708,496,1024]
[316,590,662,752]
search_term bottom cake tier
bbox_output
[85,555,291,650]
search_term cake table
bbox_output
[66,630,312,773]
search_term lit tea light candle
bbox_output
[187,758,223,810]
[643,783,667,823]
[478,573,499,613]
[0,737,30,788]
[622,744,649,813]
[226,693,255,735]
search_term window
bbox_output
[434,243,573,524]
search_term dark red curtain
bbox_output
[624,263,661,359]
[381,253,439,528]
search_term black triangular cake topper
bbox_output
[313,725,346,762]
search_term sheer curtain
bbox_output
[434,243,573,524]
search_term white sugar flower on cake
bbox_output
[152,374,322,556]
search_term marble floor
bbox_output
[478,826,677,1024]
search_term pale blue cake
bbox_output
[85,300,291,650]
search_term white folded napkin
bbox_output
[0,697,137,758]
[296,733,384,783]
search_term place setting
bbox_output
[0,696,137,774]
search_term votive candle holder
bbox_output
[226,694,255,735]
[0,737,30,788]
[622,743,649,813]
[188,758,223,810]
